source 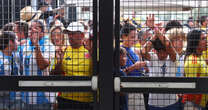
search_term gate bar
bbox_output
[0,76,97,92]
[115,77,208,93]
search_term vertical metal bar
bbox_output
[92,0,97,77]
[114,0,120,77]
[198,1,201,19]
[1,0,4,27]
[7,0,10,23]
[31,0,37,10]
[99,0,114,109]
[114,0,120,109]
[11,0,15,22]
[93,0,98,109]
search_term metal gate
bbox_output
[0,0,208,110]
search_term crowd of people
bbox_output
[0,0,94,109]
[0,0,208,110]
[119,15,208,110]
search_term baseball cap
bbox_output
[64,21,85,33]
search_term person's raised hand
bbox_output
[146,14,155,29]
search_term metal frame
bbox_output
[114,0,121,109]
[1,0,208,110]
[92,0,98,109]
[99,0,114,110]
[0,76,93,92]
[119,77,208,93]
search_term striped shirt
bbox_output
[0,51,19,100]
[20,35,55,104]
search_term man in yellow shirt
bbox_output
[55,21,93,110]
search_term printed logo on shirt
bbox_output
[85,53,90,59]
[192,56,197,64]
[65,57,71,60]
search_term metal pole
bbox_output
[114,0,120,109]
[11,0,15,22]
[99,0,114,109]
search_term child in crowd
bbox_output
[119,47,128,110]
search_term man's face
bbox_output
[188,21,194,28]
[29,22,43,40]
[68,32,85,48]
[156,49,168,60]
[14,25,24,41]
[9,39,18,52]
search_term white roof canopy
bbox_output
[63,0,208,11]
[120,0,208,11]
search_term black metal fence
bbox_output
[0,0,208,110]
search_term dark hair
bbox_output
[164,20,182,33]
[15,21,29,38]
[185,29,203,58]
[32,20,45,32]
[38,1,49,9]
[187,17,193,23]
[138,30,144,40]
[120,23,136,37]
[120,47,127,56]
[200,16,207,25]
[0,31,16,50]
[151,38,166,52]
[113,47,127,71]
[2,23,16,32]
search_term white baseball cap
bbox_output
[64,21,85,33]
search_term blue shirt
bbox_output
[0,51,19,100]
[121,47,144,76]
[20,36,55,104]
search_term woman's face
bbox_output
[198,33,207,52]
[172,37,184,54]
[51,28,63,46]
[122,30,138,47]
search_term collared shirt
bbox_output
[59,45,93,102]
[20,35,55,104]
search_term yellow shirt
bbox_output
[201,26,207,31]
[202,50,208,62]
[59,46,93,102]
[134,42,141,49]
[184,55,208,107]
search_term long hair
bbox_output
[185,29,202,59]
